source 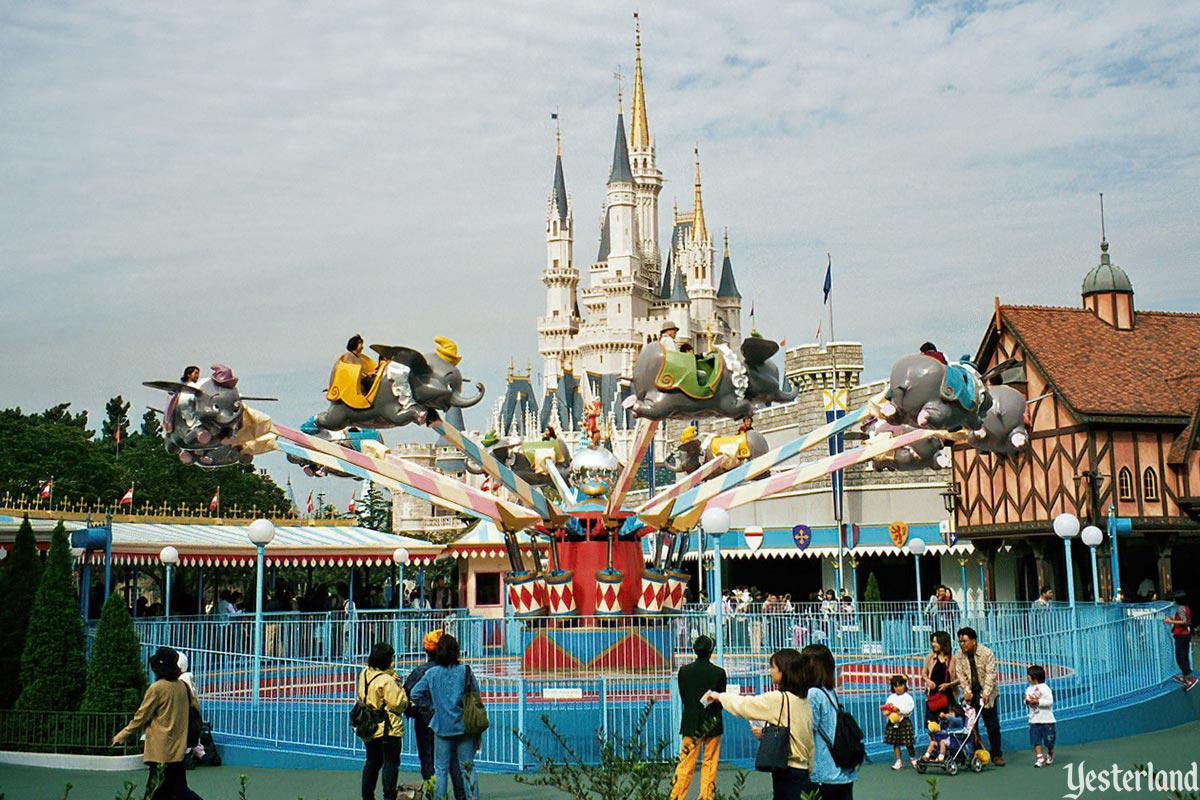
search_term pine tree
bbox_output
[81,592,146,715]
[15,522,88,711]
[0,515,42,708]
[865,572,882,603]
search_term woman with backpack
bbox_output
[410,634,481,800]
[801,644,860,799]
[356,642,410,800]
[703,648,814,799]
[111,646,203,800]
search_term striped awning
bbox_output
[0,519,443,568]
[445,520,546,560]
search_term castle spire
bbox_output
[692,146,708,245]
[608,103,633,185]
[717,227,741,299]
[549,117,568,225]
[630,12,651,150]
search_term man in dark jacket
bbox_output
[670,635,726,800]
[403,629,464,799]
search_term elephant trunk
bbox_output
[777,379,798,402]
[450,382,485,408]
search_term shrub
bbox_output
[82,592,147,716]
[0,515,42,708]
[16,522,87,712]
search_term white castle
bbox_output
[496,19,744,440]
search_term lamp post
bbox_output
[392,547,409,647]
[159,546,179,629]
[247,519,276,707]
[909,538,926,605]
[700,507,731,666]
[1081,526,1103,603]
[1053,513,1080,609]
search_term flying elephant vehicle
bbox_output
[146,331,1030,671]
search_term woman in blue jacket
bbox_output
[800,644,858,799]
[410,634,479,800]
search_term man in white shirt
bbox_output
[660,321,679,350]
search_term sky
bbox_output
[2,0,1198,510]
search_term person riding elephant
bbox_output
[880,352,993,432]
[314,337,484,432]
[326,334,388,407]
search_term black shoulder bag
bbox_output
[754,692,792,772]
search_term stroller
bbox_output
[916,706,987,776]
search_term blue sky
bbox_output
[2,1,1198,508]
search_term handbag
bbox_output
[927,691,949,712]
[754,692,792,772]
[461,665,490,736]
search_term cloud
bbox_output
[2,0,1198,507]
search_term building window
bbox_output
[552,309,559,317]
[475,572,501,607]
[1143,468,1160,502]
[553,221,558,235]
[553,259,559,269]
[1118,467,1134,501]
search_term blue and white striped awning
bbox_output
[446,521,545,559]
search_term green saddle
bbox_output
[522,440,561,466]
[654,350,724,400]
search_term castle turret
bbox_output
[629,14,663,279]
[684,149,717,330]
[538,123,581,388]
[715,228,742,344]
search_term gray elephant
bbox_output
[629,335,797,421]
[664,428,768,475]
[865,421,950,471]
[465,433,571,486]
[967,384,1030,454]
[313,338,484,432]
[879,353,993,432]
[145,364,263,467]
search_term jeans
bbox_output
[1029,722,1057,753]
[1175,635,1193,677]
[362,735,400,800]
[147,761,203,800]
[416,716,465,798]
[811,782,853,800]
[770,767,811,800]
[434,734,478,800]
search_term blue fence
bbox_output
[121,602,1176,772]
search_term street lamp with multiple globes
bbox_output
[1053,512,1081,609]
[1081,525,1104,602]
[909,537,927,605]
[159,546,179,626]
[699,507,731,665]
[247,518,277,706]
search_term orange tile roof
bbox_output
[1000,305,1200,420]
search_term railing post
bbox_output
[517,675,527,772]
[599,675,608,741]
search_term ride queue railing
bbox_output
[118,602,1176,771]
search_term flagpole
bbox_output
[827,252,844,593]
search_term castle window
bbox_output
[552,310,559,317]
[1118,468,1133,501]
[553,221,558,235]
[1142,468,1160,502]
[553,259,559,269]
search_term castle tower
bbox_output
[684,149,718,331]
[629,14,663,280]
[537,122,581,388]
[715,228,743,344]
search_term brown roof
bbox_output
[1168,401,1200,465]
[999,305,1200,420]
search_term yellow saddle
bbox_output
[708,433,751,460]
[326,358,383,410]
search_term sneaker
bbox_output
[1174,675,1187,683]
[1035,755,1045,768]
[892,759,904,770]
[1047,754,1055,765]
[936,754,945,763]
[1185,676,1198,692]
[911,757,920,769]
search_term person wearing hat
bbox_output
[403,629,464,798]
[671,635,727,800]
[660,320,680,351]
[113,646,203,800]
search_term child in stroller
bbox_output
[917,704,987,775]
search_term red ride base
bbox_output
[557,540,645,616]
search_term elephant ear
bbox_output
[740,336,780,365]
[372,345,432,379]
[981,357,1019,385]
[143,380,198,395]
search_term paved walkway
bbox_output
[3,718,1199,800]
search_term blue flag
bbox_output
[822,256,832,304]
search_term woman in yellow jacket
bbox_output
[704,648,814,800]
[359,642,410,800]
[112,646,203,800]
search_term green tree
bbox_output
[0,515,43,708]
[81,593,147,716]
[101,396,131,449]
[139,408,162,442]
[354,482,393,532]
[0,404,119,502]
[865,572,881,603]
[16,522,87,712]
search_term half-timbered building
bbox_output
[953,237,1200,604]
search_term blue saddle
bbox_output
[940,365,979,411]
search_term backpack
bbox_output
[816,688,866,770]
[350,671,390,740]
